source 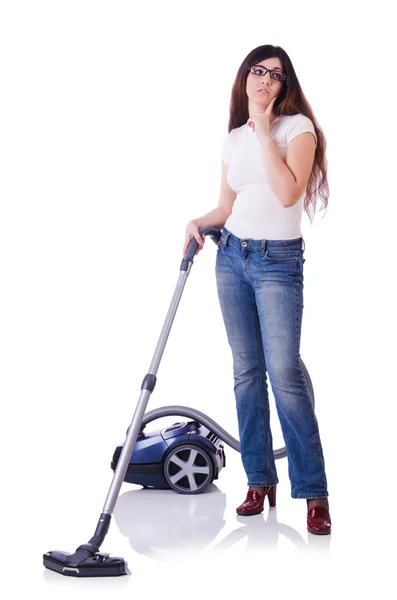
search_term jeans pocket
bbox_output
[264,249,301,262]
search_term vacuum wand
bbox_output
[43,226,222,577]
[99,227,221,518]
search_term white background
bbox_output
[1,1,396,598]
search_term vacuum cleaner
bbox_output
[43,225,314,577]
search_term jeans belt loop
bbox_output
[261,239,267,256]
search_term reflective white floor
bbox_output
[9,447,392,600]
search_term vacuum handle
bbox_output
[184,226,222,262]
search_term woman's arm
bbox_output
[192,161,237,228]
[261,132,316,208]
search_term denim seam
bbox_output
[291,492,329,499]
[248,482,279,487]
[296,279,325,472]
[253,296,266,485]
[295,277,327,494]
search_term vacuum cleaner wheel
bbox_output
[163,443,214,494]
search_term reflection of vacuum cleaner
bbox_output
[113,488,228,559]
[43,226,314,577]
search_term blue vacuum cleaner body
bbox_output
[111,420,226,494]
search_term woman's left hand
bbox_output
[247,97,277,144]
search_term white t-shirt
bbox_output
[221,114,317,240]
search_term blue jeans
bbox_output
[215,227,328,499]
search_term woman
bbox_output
[183,44,331,535]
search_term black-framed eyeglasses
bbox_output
[248,65,286,82]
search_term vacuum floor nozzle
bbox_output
[43,544,128,577]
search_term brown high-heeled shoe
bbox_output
[307,506,332,535]
[236,486,277,516]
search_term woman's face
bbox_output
[246,57,285,108]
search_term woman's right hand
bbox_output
[183,220,205,256]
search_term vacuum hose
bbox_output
[141,361,314,461]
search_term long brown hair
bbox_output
[228,44,329,219]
